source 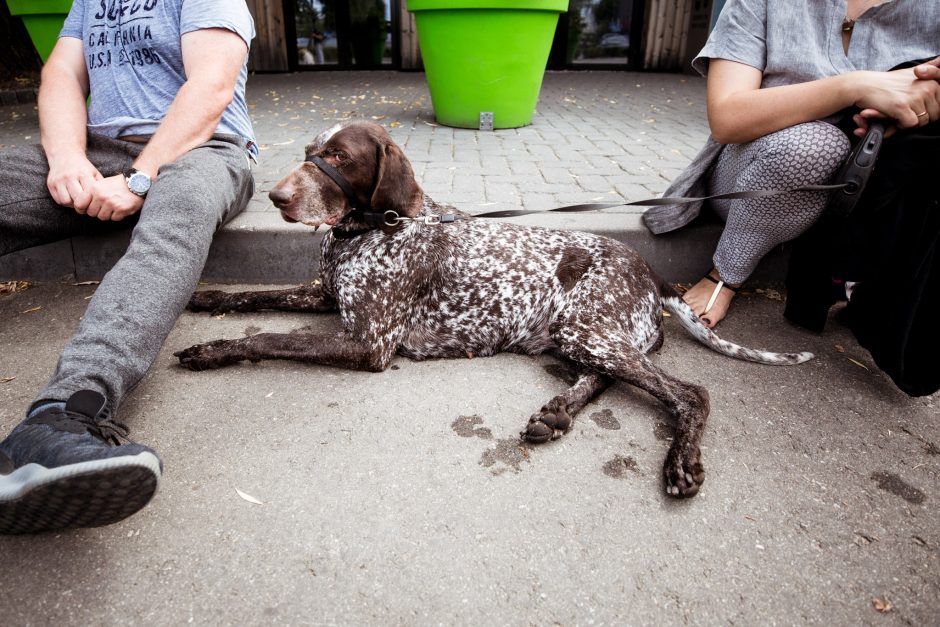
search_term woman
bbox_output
[644,0,940,328]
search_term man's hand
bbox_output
[86,174,145,221]
[46,153,102,213]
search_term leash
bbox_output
[380,183,850,227]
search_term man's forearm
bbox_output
[131,79,234,179]
[38,63,89,163]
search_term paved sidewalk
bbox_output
[1,71,752,283]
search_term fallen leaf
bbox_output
[1,376,15,383]
[0,280,30,296]
[872,597,893,613]
[834,344,845,353]
[21,306,42,314]
[755,287,784,302]
[73,280,100,286]
[847,358,870,371]
[389,120,402,128]
[235,487,263,505]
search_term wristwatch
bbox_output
[124,168,152,197]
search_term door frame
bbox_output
[284,0,402,71]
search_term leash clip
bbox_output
[383,211,448,227]
[383,210,402,226]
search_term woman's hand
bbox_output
[852,57,940,135]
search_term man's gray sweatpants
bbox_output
[0,133,254,417]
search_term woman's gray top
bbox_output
[643,0,940,235]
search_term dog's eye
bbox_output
[322,149,348,162]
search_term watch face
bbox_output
[127,171,151,195]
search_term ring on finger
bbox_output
[916,111,928,118]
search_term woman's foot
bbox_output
[682,269,741,329]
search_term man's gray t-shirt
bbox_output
[60,0,257,154]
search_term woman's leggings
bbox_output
[708,121,851,284]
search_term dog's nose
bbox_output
[269,186,294,207]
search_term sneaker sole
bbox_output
[0,452,162,534]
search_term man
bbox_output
[0,0,257,534]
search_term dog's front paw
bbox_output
[520,399,572,444]
[187,290,233,314]
[663,444,705,498]
[174,340,242,371]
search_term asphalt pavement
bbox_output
[0,71,938,625]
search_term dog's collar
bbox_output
[330,225,374,240]
[305,155,387,228]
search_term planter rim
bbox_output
[6,0,73,14]
[407,0,568,12]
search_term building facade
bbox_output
[247,1,719,74]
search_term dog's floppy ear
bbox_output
[371,140,422,218]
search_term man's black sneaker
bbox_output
[0,390,162,534]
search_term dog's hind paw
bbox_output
[663,446,705,498]
[520,400,572,444]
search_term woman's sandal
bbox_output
[702,271,741,315]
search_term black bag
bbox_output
[784,120,940,396]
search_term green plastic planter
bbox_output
[6,0,72,62]
[408,0,568,129]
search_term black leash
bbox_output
[470,184,849,219]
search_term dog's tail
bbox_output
[660,286,813,366]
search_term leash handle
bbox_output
[827,120,886,218]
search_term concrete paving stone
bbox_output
[507,160,541,176]
[538,163,574,178]
[520,193,561,210]
[483,182,522,203]
[574,174,616,193]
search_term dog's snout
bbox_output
[269,186,294,207]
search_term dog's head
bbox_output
[268,120,423,229]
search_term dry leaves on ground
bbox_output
[0,281,30,296]
[872,597,893,613]
[754,287,784,302]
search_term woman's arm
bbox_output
[707,57,940,144]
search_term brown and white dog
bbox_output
[176,120,812,498]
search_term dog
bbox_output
[175,120,812,498]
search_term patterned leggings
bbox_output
[708,121,851,284]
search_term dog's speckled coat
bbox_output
[177,121,812,498]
